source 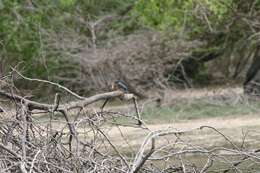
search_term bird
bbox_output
[111,80,129,93]
[101,80,129,111]
[101,80,142,125]
[111,80,146,98]
[0,106,4,113]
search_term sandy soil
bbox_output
[99,86,259,150]
[1,86,259,151]
[106,114,260,150]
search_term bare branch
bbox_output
[130,138,155,173]
[12,68,85,100]
[0,90,124,111]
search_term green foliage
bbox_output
[133,0,260,83]
[1,0,257,93]
[0,0,135,79]
[134,0,193,31]
[133,0,233,34]
[59,0,76,7]
[205,0,232,20]
[0,0,65,77]
[75,0,135,18]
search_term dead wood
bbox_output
[0,77,259,172]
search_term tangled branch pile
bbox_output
[0,77,260,172]
[71,32,202,96]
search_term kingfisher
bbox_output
[101,80,129,110]
[102,80,142,125]
[111,80,129,93]
[0,106,4,112]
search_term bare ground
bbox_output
[1,87,259,151]
[106,114,260,150]
[101,86,260,151]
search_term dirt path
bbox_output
[2,86,257,150]
[107,114,260,149]
[109,114,260,135]
[98,86,259,149]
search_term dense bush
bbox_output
[0,0,134,77]
[1,0,259,95]
[134,0,260,77]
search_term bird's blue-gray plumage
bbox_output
[114,80,129,93]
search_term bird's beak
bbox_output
[111,83,115,90]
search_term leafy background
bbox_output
[0,0,259,96]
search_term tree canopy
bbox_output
[1,0,259,94]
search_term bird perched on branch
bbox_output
[111,80,129,93]
[111,79,146,99]
[101,80,142,125]
[0,106,4,113]
[101,80,130,110]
